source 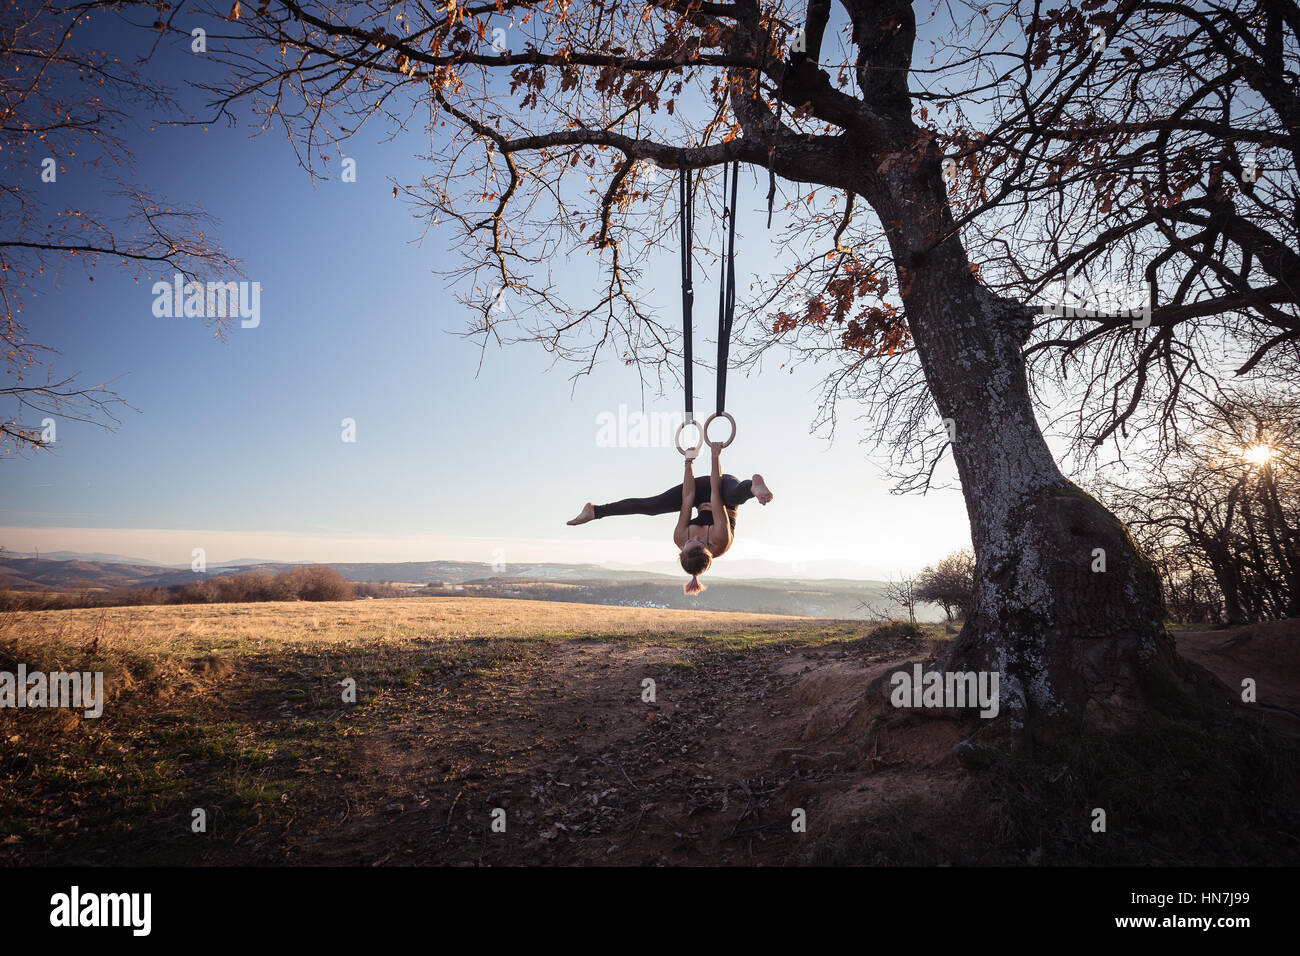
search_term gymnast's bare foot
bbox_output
[752,474,773,504]
[567,503,595,526]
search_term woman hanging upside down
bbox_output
[567,445,773,594]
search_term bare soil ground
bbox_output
[1,600,1295,866]
[1172,620,1300,731]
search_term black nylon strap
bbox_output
[679,153,694,419]
[716,157,739,416]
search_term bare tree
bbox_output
[915,549,975,623]
[1102,387,1300,624]
[173,0,1298,724]
[0,1,239,453]
[883,572,920,625]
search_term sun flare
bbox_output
[1242,443,1277,466]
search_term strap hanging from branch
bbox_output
[679,152,694,420]
[716,153,739,417]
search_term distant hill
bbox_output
[0,557,183,591]
[7,551,279,570]
[427,575,919,619]
[7,550,172,567]
[0,554,944,621]
[607,557,894,580]
[2,553,679,582]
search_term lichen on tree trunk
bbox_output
[944,478,1176,725]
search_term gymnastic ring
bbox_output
[675,418,703,458]
[703,411,736,449]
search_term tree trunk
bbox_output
[1260,471,1300,616]
[760,0,1191,727]
[859,152,1178,728]
[1204,539,1247,625]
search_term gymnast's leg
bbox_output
[567,484,682,525]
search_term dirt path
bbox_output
[241,624,1299,866]
[226,630,962,866]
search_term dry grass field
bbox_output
[2,598,1296,866]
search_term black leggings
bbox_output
[594,475,754,520]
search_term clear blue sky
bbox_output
[0,12,973,577]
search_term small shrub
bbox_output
[867,621,923,642]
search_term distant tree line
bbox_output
[0,566,400,611]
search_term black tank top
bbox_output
[688,505,736,530]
